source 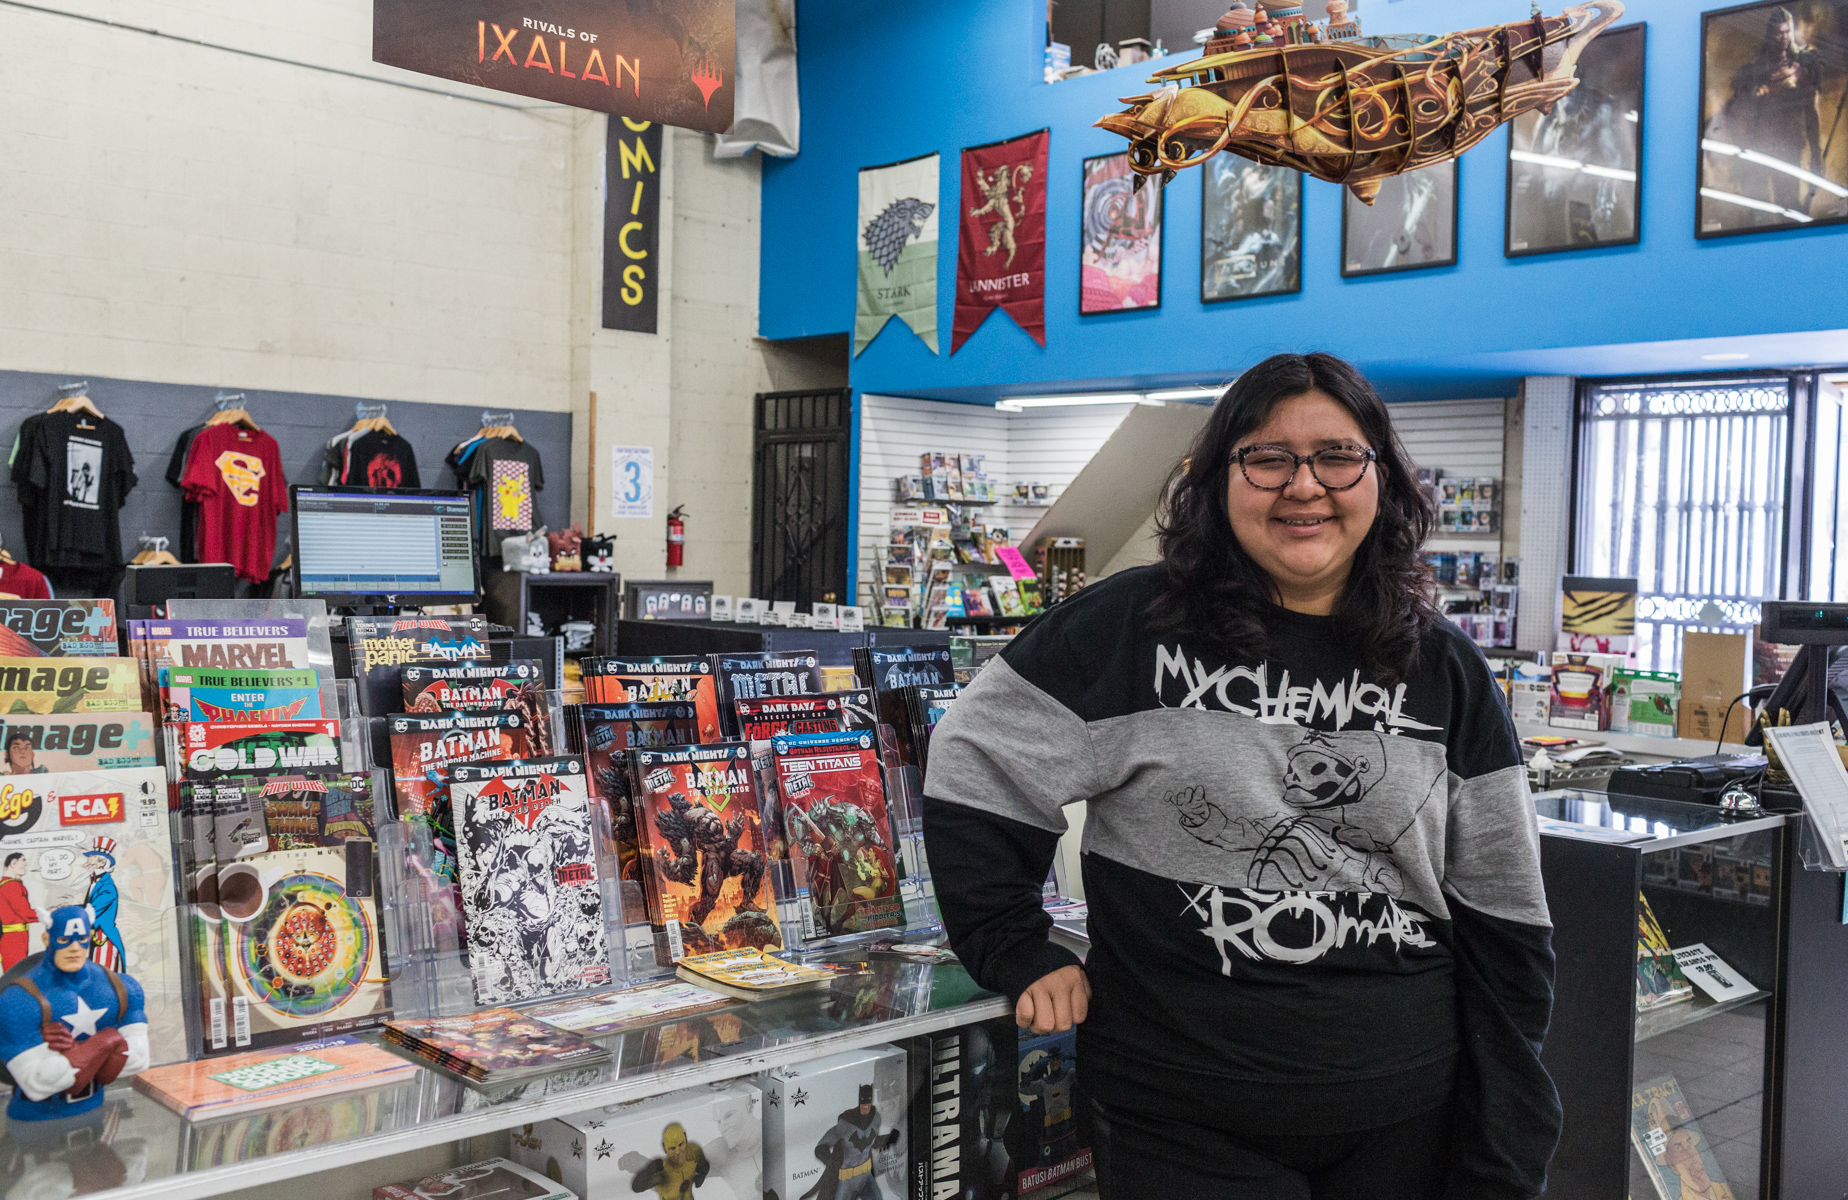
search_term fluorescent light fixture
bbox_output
[1700,352,1751,362]
[1144,386,1222,402]
[1702,138,1848,199]
[1510,149,1636,183]
[1699,186,1813,223]
[994,392,1145,412]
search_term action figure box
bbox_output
[909,1016,1092,1200]
[1611,669,1680,737]
[509,1082,762,1200]
[376,1157,575,1200]
[1547,652,1626,732]
[762,1045,908,1200]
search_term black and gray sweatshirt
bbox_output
[922,565,1560,1199]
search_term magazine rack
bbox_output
[1534,788,1788,1200]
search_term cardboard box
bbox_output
[1677,631,1752,744]
[376,1159,573,1200]
[509,1084,761,1200]
[762,1045,908,1200]
[1612,669,1680,736]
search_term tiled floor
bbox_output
[1630,1002,1766,1200]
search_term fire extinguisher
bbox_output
[666,505,687,567]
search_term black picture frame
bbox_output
[1200,157,1303,302]
[1505,22,1647,257]
[1079,152,1164,314]
[1340,160,1459,278]
[1697,0,1848,239]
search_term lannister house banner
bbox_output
[953,129,1048,352]
[855,152,939,356]
[373,0,736,133]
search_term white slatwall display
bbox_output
[856,394,1135,607]
[1391,397,1510,552]
[1518,377,1576,653]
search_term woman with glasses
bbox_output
[923,353,1557,1200]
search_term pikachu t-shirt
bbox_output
[455,438,544,560]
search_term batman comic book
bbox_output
[580,656,722,744]
[770,731,904,939]
[401,660,546,714]
[710,651,823,737]
[347,615,500,718]
[177,720,345,780]
[450,757,612,1005]
[732,695,846,741]
[575,701,698,890]
[630,742,781,962]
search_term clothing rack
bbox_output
[480,410,514,428]
[356,403,388,422]
[206,391,259,431]
[55,381,89,396]
[214,391,247,411]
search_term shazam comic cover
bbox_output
[177,719,344,780]
[0,767,186,1063]
[402,660,545,713]
[577,701,698,888]
[187,772,389,1055]
[347,615,498,718]
[581,656,723,744]
[770,731,903,938]
[630,742,781,961]
[450,757,612,1005]
[162,667,324,723]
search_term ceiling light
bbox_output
[1700,352,1751,362]
[995,393,1147,412]
[1144,386,1222,402]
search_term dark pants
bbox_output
[1091,1097,1454,1200]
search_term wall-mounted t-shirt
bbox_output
[180,423,288,584]
[329,430,421,490]
[13,412,137,570]
[449,436,544,559]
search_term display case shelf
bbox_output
[10,962,1009,1200]
[1636,987,1775,1044]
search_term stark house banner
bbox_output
[373,0,736,133]
[855,153,940,357]
[953,130,1049,352]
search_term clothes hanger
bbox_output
[204,391,260,431]
[479,410,523,443]
[47,381,102,419]
[131,534,181,567]
[349,402,397,437]
[0,531,15,567]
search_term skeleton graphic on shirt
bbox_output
[1169,730,1414,894]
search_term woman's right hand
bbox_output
[1016,964,1091,1034]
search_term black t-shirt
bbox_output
[166,425,206,562]
[17,412,137,569]
[334,431,421,489]
[447,436,544,558]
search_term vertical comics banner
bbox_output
[373,0,735,131]
[605,119,665,332]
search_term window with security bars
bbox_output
[1574,378,1793,672]
[1807,377,1848,602]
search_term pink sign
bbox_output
[996,546,1036,580]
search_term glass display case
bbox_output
[1534,788,1788,1200]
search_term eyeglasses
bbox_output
[1232,446,1376,491]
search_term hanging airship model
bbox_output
[1095,0,1624,202]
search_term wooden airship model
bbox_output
[1095,0,1624,201]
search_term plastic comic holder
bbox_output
[378,751,633,1021]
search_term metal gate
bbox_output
[751,388,851,605]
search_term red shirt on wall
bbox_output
[180,423,288,584]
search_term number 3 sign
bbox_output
[611,445,654,519]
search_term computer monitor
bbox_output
[290,486,480,606]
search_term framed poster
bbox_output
[1201,157,1302,301]
[1079,153,1163,313]
[1506,23,1645,256]
[1341,160,1458,277]
[1698,0,1848,237]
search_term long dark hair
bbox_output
[1147,352,1438,681]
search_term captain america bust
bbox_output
[0,905,147,1121]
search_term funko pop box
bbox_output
[761,1044,908,1200]
[508,1082,763,1200]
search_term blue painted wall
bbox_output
[762,0,1848,400]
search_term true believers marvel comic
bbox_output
[630,742,781,962]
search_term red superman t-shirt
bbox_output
[180,423,288,583]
